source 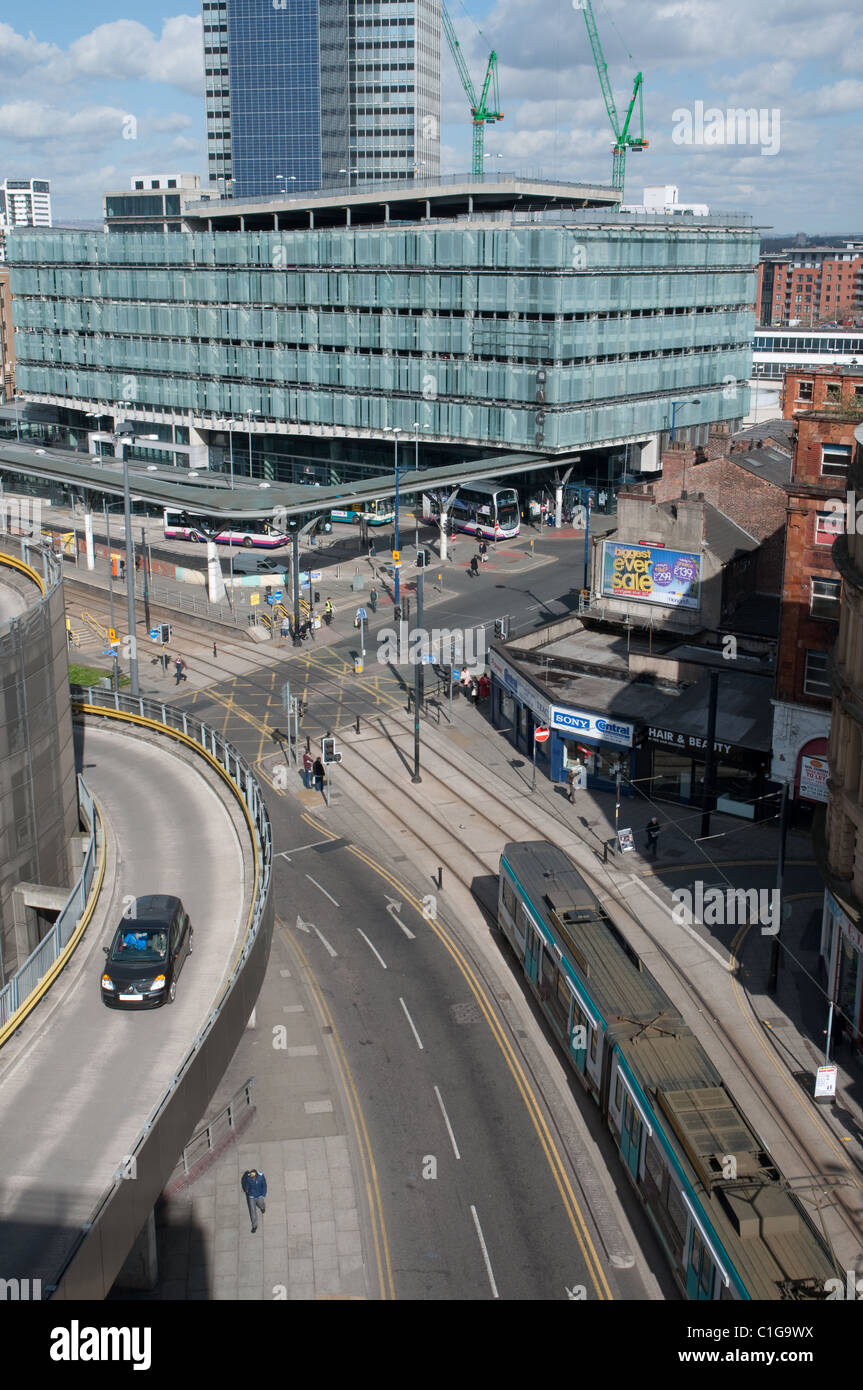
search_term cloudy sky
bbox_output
[1,0,861,233]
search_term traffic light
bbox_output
[159,623,171,644]
[416,548,429,567]
[321,737,342,765]
[493,617,508,640]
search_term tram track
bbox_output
[335,712,863,1267]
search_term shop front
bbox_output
[489,650,552,779]
[488,650,636,792]
[821,891,863,1049]
[645,724,771,818]
[549,707,636,793]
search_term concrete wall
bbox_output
[0,541,77,977]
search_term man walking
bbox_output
[646,816,660,857]
[302,748,313,790]
[566,763,581,804]
[313,755,326,793]
[213,641,218,659]
[241,1168,267,1234]
[174,656,186,685]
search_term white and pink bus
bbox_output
[423,481,520,540]
[164,508,289,549]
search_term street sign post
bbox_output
[531,725,550,791]
[356,607,366,657]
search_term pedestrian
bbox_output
[302,748,313,789]
[566,762,582,804]
[369,540,376,559]
[174,656,185,685]
[479,540,489,562]
[469,677,479,705]
[478,672,490,701]
[213,641,218,659]
[470,554,479,577]
[161,650,169,673]
[324,597,334,626]
[280,618,290,640]
[646,816,660,857]
[369,586,378,614]
[241,1168,267,1234]
[313,756,326,793]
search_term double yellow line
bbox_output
[277,913,394,1300]
[300,812,613,1300]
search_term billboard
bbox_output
[601,541,701,611]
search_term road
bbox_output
[269,796,645,1300]
[0,724,248,1289]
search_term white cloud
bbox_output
[11,16,204,96]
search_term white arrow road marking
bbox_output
[296,913,337,957]
[386,901,415,939]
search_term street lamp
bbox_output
[112,423,159,699]
[13,392,25,442]
[670,396,702,443]
[245,408,261,478]
[222,417,239,489]
[339,167,360,187]
[387,427,402,605]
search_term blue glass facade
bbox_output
[225,0,348,197]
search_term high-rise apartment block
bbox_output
[756,243,863,328]
[0,179,51,262]
[203,0,440,198]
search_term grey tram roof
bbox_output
[502,841,837,1298]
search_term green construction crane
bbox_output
[579,0,647,197]
[441,1,503,177]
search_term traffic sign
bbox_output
[149,628,160,641]
[274,590,283,602]
[534,726,550,743]
[392,549,400,562]
[108,627,118,646]
[815,1065,838,1099]
[250,592,260,606]
[356,606,367,620]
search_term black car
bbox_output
[101,895,193,1009]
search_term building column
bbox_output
[188,422,209,470]
[83,508,95,570]
[554,484,563,529]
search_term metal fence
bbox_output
[174,1078,254,1176]
[45,687,273,1294]
[0,775,99,1030]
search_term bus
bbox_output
[164,509,289,549]
[330,499,395,526]
[423,481,520,540]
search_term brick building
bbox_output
[770,409,857,794]
[646,422,790,595]
[755,242,863,328]
[781,365,863,419]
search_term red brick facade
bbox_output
[756,246,863,328]
[781,366,863,418]
[774,413,852,706]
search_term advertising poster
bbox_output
[601,541,701,610]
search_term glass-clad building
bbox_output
[204,0,440,197]
[8,213,757,455]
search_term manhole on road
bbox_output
[450,1000,483,1026]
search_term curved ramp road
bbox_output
[0,725,248,1290]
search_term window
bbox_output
[810,577,841,619]
[826,383,841,402]
[690,1229,714,1297]
[797,380,813,400]
[501,876,517,920]
[821,443,852,477]
[815,510,843,545]
[614,1075,622,1110]
[804,650,831,698]
[589,1027,598,1062]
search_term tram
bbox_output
[498,841,838,1301]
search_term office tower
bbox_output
[0,179,51,261]
[203,0,440,198]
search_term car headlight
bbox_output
[101,975,115,990]
[149,974,166,991]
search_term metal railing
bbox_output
[174,1078,254,1176]
[0,776,99,1029]
[46,686,273,1293]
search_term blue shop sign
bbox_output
[550,707,634,747]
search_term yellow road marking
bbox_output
[299,811,613,1300]
[278,916,395,1300]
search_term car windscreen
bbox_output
[110,927,169,962]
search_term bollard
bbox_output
[355,715,360,735]
[437,866,443,890]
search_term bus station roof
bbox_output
[0,441,554,520]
